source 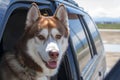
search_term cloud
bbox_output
[89,7,107,18]
[75,0,120,18]
[89,7,120,18]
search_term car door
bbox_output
[55,1,106,80]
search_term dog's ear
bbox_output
[54,4,69,28]
[54,4,69,37]
[26,3,41,28]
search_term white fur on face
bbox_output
[26,28,68,76]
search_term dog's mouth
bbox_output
[45,60,58,69]
[38,53,58,69]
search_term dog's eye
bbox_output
[38,35,45,40]
[55,35,62,39]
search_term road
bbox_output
[99,29,120,44]
[99,29,120,80]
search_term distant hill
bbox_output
[93,17,120,23]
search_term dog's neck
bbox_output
[5,52,50,80]
[4,52,36,80]
[16,51,43,73]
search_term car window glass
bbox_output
[68,13,92,74]
[83,15,103,54]
[84,15,98,41]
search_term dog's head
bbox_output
[24,3,69,76]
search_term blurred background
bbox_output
[75,0,120,74]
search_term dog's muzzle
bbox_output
[45,42,60,69]
[44,51,59,69]
[46,42,59,58]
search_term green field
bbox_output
[96,23,120,29]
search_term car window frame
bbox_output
[83,14,104,54]
[60,2,98,79]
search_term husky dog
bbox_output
[0,3,69,80]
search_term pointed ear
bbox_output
[54,4,69,27]
[26,3,41,28]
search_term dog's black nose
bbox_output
[49,51,59,59]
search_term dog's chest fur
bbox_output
[0,52,47,80]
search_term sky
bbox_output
[75,0,120,18]
[0,0,120,18]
